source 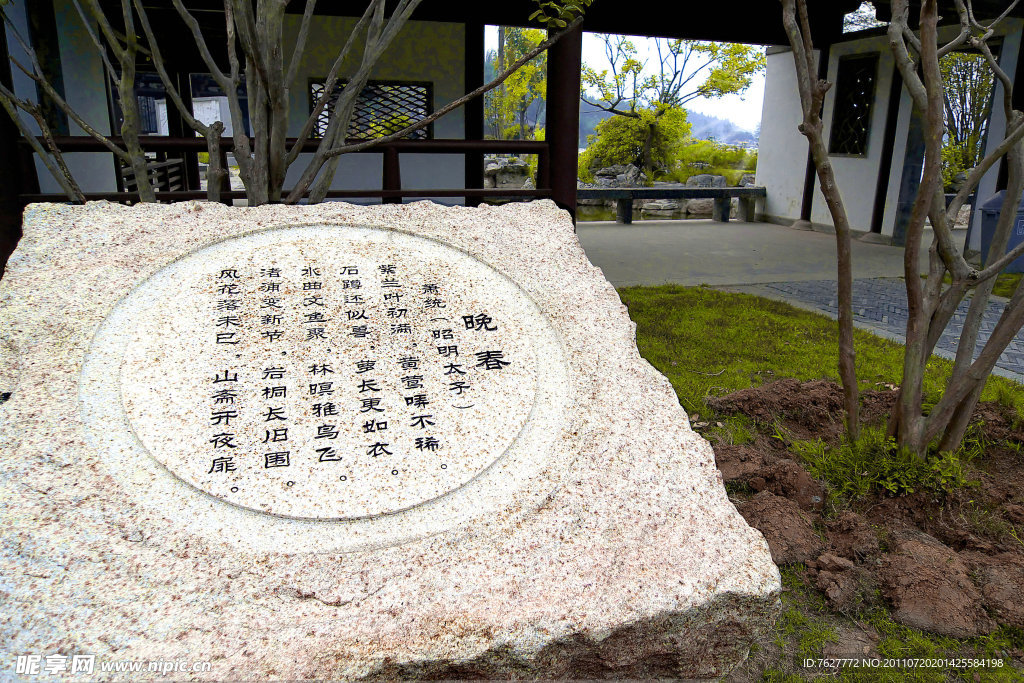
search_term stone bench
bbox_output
[577,186,767,224]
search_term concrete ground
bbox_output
[576,218,935,287]
[577,218,1024,382]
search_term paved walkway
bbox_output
[576,219,1024,382]
[728,278,1024,381]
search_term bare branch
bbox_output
[9,56,126,158]
[67,0,119,80]
[287,0,392,165]
[132,0,206,134]
[0,83,85,202]
[286,0,317,88]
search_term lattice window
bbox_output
[309,79,433,140]
[828,54,879,156]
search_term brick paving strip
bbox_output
[722,278,1024,383]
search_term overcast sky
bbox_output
[484,28,766,134]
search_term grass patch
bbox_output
[619,284,1022,418]
[790,425,980,501]
[929,271,1022,299]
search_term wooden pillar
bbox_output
[26,0,68,134]
[0,23,36,276]
[169,70,201,192]
[800,44,830,222]
[464,21,484,205]
[382,146,402,204]
[545,22,582,222]
[615,197,632,224]
[996,39,1024,192]
[870,63,903,235]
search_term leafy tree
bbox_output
[485,27,547,140]
[940,51,994,188]
[580,34,764,176]
[578,105,689,181]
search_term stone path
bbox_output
[726,278,1024,381]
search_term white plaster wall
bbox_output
[811,35,894,232]
[755,49,809,223]
[281,16,465,203]
[765,21,1024,241]
[192,98,233,136]
[967,19,1023,253]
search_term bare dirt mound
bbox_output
[709,378,1024,650]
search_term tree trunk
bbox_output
[116,61,155,203]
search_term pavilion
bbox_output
[3,1,1019,270]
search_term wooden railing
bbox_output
[17,136,552,204]
[122,158,187,194]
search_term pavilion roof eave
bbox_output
[287,0,861,47]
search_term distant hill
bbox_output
[686,110,759,146]
[577,102,758,148]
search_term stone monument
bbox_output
[0,200,779,679]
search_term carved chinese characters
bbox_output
[120,226,539,519]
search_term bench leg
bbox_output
[713,197,731,222]
[616,198,633,224]
[738,197,756,222]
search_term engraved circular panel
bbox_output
[120,226,539,519]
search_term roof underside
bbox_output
[124,1,1024,55]
[133,0,860,47]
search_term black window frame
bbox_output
[828,53,880,157]
[308,78,434,141]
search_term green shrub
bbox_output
[577,105,690,181]
[791,425,979,500]
[668,138,756,184]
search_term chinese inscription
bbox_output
[120,228,539,519]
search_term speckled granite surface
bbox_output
[0,200,779,680]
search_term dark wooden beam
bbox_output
[545,22,582,221]
[891,105,927,246]
[26,0,68,135]
[1,22,37,277]
[996,41,1022,192]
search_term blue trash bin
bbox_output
[979,190,1024,273]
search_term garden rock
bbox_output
[686,198,715,216]
[641,199,684,213]
[685,174,727,188]
[878,530,995,637]
[737,491,824,565]
[483,156,531,190]
[739,173,757,187]
[594,164,644,187]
